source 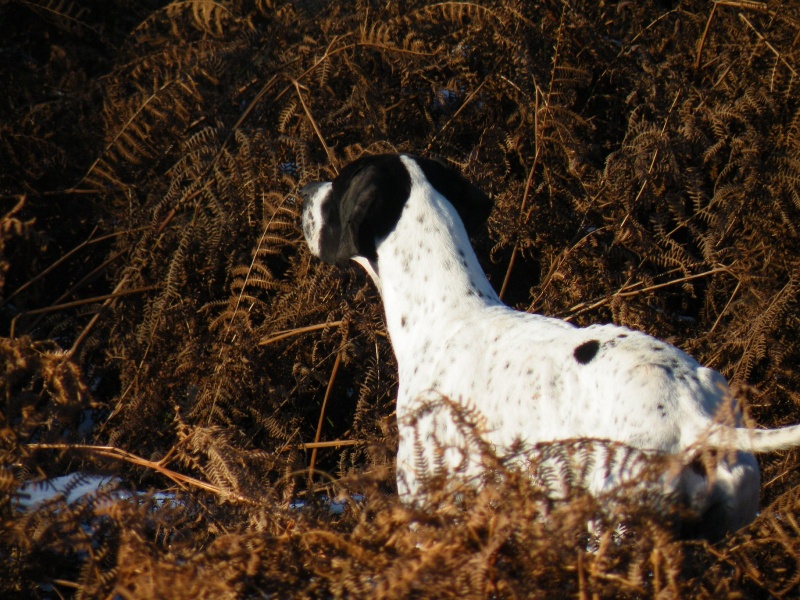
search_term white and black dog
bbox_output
[301,153,800,540]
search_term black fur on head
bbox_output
[301,153,492,265]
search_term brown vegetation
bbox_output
[1,0,800,597]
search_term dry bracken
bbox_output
[1,0,800,597]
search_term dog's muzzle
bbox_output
[300,181,330,257]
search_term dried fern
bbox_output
[3,0,800,597]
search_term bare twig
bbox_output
[26,443,253,504]
[13,286,158,317]
[293,439,360,452]
[695,3,719,71]
[289,75,336,171]
[709,279,742,333]
[564,266,731,321]
[9,283,157,340]
[713,0,767,11]
[309,349,343,479]
[258,321,344,346]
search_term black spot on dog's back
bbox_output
[574,340,600,364]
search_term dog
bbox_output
[300,153,800,540]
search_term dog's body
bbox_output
[301,153,800,540]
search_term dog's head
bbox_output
[300,154,492,265]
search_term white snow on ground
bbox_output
[15,472,364,515]
[15,473,119,510]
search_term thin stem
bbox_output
[258,321,344,346]
[1,227,136,308]
[15,286,158,317]
[309,349,343,480]
[695,3,718,71]
[26,443,253,504]
[564,266,731,321]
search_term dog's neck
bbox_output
[354,159,501,369]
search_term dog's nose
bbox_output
[300,182,326,202]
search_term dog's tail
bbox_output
[706,423,800,453]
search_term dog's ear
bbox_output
[327,155,411,264]
[316,153,490,264]
[412,156,492,236]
